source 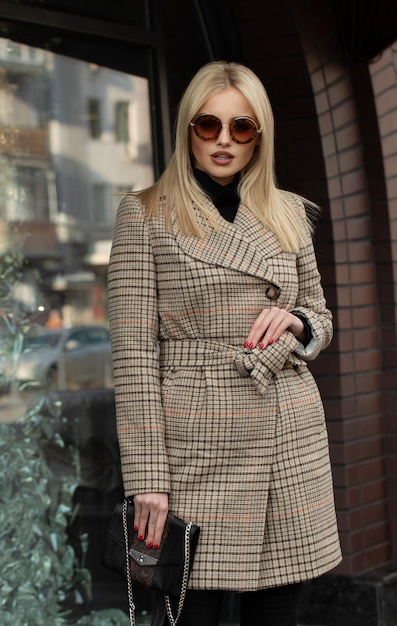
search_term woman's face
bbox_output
[190,87,260,186]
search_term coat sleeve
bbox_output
[290,199,333,361]
[107,195,170,497]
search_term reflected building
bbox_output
[0,38,154,326]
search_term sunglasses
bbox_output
[189,114,262,144]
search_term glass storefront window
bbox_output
[0,37,154,625]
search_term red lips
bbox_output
[210,151,234,165]
[211,151,234,158]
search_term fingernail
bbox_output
[259,343,265,350]
[244,341,249,348]
[146,541,153,549]
[138,535,144,542]
[249,342,254,349]
[153,544,159,550]
[134,525,139,532]
[269,339,275,345]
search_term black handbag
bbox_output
[102,499,200,626]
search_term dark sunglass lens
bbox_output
[196,116,221,139]
[231,118,256,142]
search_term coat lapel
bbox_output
[174,200,284,289]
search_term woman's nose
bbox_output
[216,124,231,144]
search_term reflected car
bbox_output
[15,325,114,390]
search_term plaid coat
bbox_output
[108,192,342,591]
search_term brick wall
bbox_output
[230,0,397,576]
[369,45,397,562]
[293,0,393,574]
[293,0,397,574]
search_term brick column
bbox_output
[293,0,393,576]
[369,45,397,563]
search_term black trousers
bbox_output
[164,582,303,626]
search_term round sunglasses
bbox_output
[189,114,262,144]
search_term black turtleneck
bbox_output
[194,168,240,223]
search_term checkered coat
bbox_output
[108,191,342,592]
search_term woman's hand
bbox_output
[244,307,305,349]
[133,492,168,550]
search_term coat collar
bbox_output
[174,199,284,294]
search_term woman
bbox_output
[108,61,342,626]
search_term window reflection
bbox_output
[0,36,155,625]
[0,37,154,391]
[115,101,130,143]
[87,98,101,139]
[14,325,113,390]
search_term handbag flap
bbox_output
[101,499,200,596]
[101,500,129,576]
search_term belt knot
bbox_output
[234,350,256,378]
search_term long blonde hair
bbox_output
[139,61,310,252]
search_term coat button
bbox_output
[265,285,280,300]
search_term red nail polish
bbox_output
[244,341,249,348]
[134,525,139,532]
[153,544,159,550]
[259,343,264,350]
[269,339,275,345]
[138,535,144,542]
[249,342,254,349]
[146,541,153,549]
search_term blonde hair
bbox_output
[139,61,311,252]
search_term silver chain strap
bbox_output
[122,499,192,626]
[164,521,192,626]
[122,499,136,626]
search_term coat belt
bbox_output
[159,339,300,397]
